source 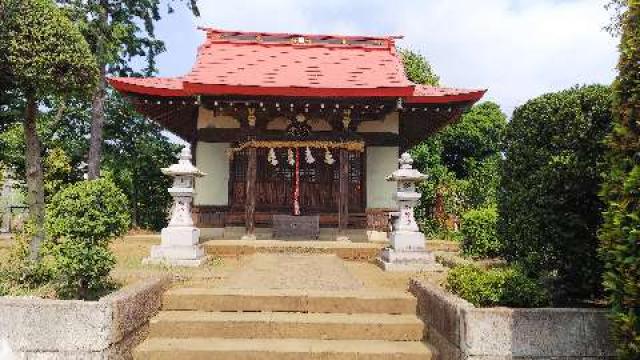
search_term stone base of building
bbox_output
[376,248,444,272]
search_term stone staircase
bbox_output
[134,288,435,359]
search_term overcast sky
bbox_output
[150,0,619,116]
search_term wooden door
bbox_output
[229,148,364,214]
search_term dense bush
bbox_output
[499,85,613,304]
[0,222,56,297]
[599,3,640,358]
[44,178,129,299]
[461,206,500,258]
[446,265,549,307]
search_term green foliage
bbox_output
[463,155,501,209]
[461,206,500,259]
[44,178,128,299]
[46,178,130,244]
[437,102,507,178]
[446,265,550,308]
[0,222,57,297]
[599,2,640,358]
[102,94,180,230]
[2,0,97,98]
[499,84,613,304]
[44,148,74,198]
[58,0,199,75]
[400,49,440,86]
[410,102,507,237]
[43,238,117,300]
[0,93,178,231]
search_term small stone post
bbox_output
[144,147,207,267]
[377,152,442,272]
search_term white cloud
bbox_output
[155,0,618,115]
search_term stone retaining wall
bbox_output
[0,276,170,359]
[408,279,616,360]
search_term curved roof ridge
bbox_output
[199,27,404,42]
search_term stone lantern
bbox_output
[377,152,442,272]
[144,147,207,267]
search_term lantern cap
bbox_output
[161,148,206,177]
[386,152,426,182]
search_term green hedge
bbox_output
[44,178,130,299]
[461,206,500,258]
[446,265,549,307]
[498,84,613,304]
[599,3,640,359]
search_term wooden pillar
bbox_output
[337,149,349,241]
[244,147,257,240]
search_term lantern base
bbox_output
[389,230,426,252]
[143,256,208,268]
[376,248,444,272]
[143,226,206,267]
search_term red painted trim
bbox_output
[183,82,415,97]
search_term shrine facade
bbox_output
[109,28,485,240]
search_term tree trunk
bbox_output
[24,94,45,260]
[87,67,106,180]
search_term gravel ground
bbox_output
[222,254,365,291]
[1,234,446,293]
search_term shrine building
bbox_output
[109,28,485,241]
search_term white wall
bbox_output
[357,112,399,133]
[194,142,230,206]
[366,146,398,209]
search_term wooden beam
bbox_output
[244,147,257,239]
[338,149,349,239]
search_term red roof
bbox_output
[109,28,485,103]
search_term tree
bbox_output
[0,92,180,231]
[0,0,98,259]
[400,49,440,86]
[437,102,506,178]
[57,0,199,180]
[102,93,180,230]
[410,102,507,237]
[499,85,612,304]
[599,1,640,358]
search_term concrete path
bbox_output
[222,254,364,291]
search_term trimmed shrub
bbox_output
[599,3,640,359]
[461,206,500,258]
[499,84,613,304]
[44,178,129,300]
[446,265,549,308]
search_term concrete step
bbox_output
[134,337,434,360]
[204,239,385,260]
[149,311,425,341]
[163,288,417,314]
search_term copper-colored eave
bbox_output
[108,78,187,97]
[405,89,487,104]
[108,78,486,105]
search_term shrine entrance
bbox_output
[229,148,364,214]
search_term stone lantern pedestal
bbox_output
[377,153,443,272]
[143,148,207,267]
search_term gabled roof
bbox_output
[109,28,485,104]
